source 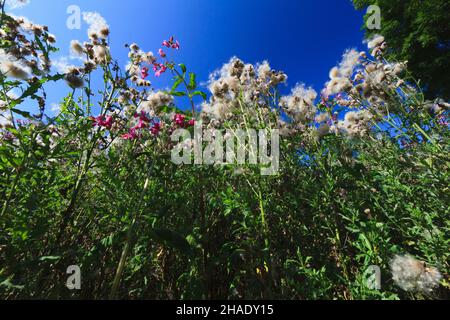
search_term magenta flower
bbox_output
[158,48,167,58]
[104,116,113,129]
[171,40,180,50]
[154,64,167,77]
[134,111,151,123]
[162,36,180,50]
[174,114,186,126]
[122,128,138,140]
[90,115,113,130]
[150,122,161,136]
[134,119,148,130]
[141,67,149,79]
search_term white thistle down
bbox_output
[391,254,442,294]
[0,49,31,80]
[82,12,109,39]
[5,0,29,9]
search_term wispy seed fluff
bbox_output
[0,111,13,129]
[202,57,287,121]
[338,49,361,78]
[391,254,442,294]
[336,110,373,137]
[93,45,111,64]
[82,12,109,39]
[367,35,385,50]
[46,34,56,44]
[64,68,84,89]
[6,0,29,9]
[324,49,361,96]
[366,34,387,58]
[138,91,174,114]
[279,83,317,124]
[70,40,84,56]
[0,50,31,80]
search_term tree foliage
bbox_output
[353,0,450,100]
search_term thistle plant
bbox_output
[0,11,448,300]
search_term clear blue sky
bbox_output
[8,0,366,114]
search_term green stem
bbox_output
[110,174,151,299]
[173,68,196,115]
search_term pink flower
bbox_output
[154,64,167,77]
[150,122,161,136]
[134,111,151,123]
[171,40,180,50]
[141,67,149,79]
[134,119,148,130]
[158,48,166,58]
[162,36,180,50]
[104,116,113,129]
[188,119,195,127]
[122,128,138,140]
[174,114,186,126]
[90,115,113,130]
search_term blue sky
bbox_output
[7,0,366,114]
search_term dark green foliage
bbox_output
[353,0,450,99]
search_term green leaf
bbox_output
[171,77,183,92]
[11,108,33,119]
[157,105,179,114]
[150,228,193,256]
[0,278,24,290]
[39,256,61,262]
[188,73,197,90]
[18,74,65,101]
[171,91,186,97]
[179,64,187,75]
[192,91,207,101]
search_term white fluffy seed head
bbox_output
[70,40,84,56]
[391,254,442,294]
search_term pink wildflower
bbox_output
[154,63,167,77]
[162,36,180,50]
[122,128,138,140]
[158,48,166,58]
[134,111,151,123]
[171,40,180,50]
[150,122,161,136]
[141,67,149,79]
[90,115,113,130]
[134,119,148,130]
[174,114,186,126]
